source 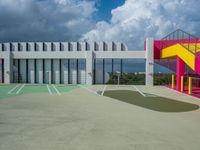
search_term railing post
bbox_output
[171,74,175,89]
[195,38,197,54]
[188,34,190,50]
[177,30,179,40]
[180,76,184,92]
[188,77,192,95]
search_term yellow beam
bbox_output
[161,44,195,70]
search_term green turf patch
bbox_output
[104,90,199,112]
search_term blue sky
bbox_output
[96,0,125,21]
[0,0,200,49]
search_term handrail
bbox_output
[161,29,200,57]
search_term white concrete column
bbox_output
[79,70,86,84]
[4,51,12,84]
[28,59,35,84]
[20,59,27,83]
[53,59,60,84]
[145,38,154,86]
[71,70,77,84]
[44,59,52,84]
[36,59,43,84]
[61,59,69,84]
[86,51,94,85]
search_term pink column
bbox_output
[176,57,185,91]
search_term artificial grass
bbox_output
[104,90,199,112]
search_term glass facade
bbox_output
[94,59,146,85]
[154,59,175,85]
[12,59,86,84]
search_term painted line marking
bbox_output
[133,86,146,97]
[8,84,21,94]
[15,84,25,95]
[101,85,107,96]
[52,84,61,96]
[78,85,100,96]
[47,84,52,95]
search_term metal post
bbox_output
[118,74,120,85]
[188,77,192,95]
[195,39,197,54]
[181,76,184,92]
[172,74,175,89]
[188,34,190,50]
[116,71,120,85]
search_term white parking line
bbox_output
[8,84,21,94]
[133,86,146,97]
[47,85,52,95]
[52,85,61,96]
[101,85,107,96]
[78,85,100,96]
[15,84,25,94]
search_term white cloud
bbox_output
[80,0,200,49]
[0,0,97,42]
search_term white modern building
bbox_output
[0,39,154,85]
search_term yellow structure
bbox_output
[161,44,195,70]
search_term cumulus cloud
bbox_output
[81,0,200,49]
[0,0,97,42]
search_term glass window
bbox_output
[121,59,145,85]
[78,59,86,84]
[104,59,112,84]
[94,59,103,84]
[69,59,77,84]
[154,59,175,85]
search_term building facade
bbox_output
[0,39,154,85]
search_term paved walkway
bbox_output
[0,85,199,150]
